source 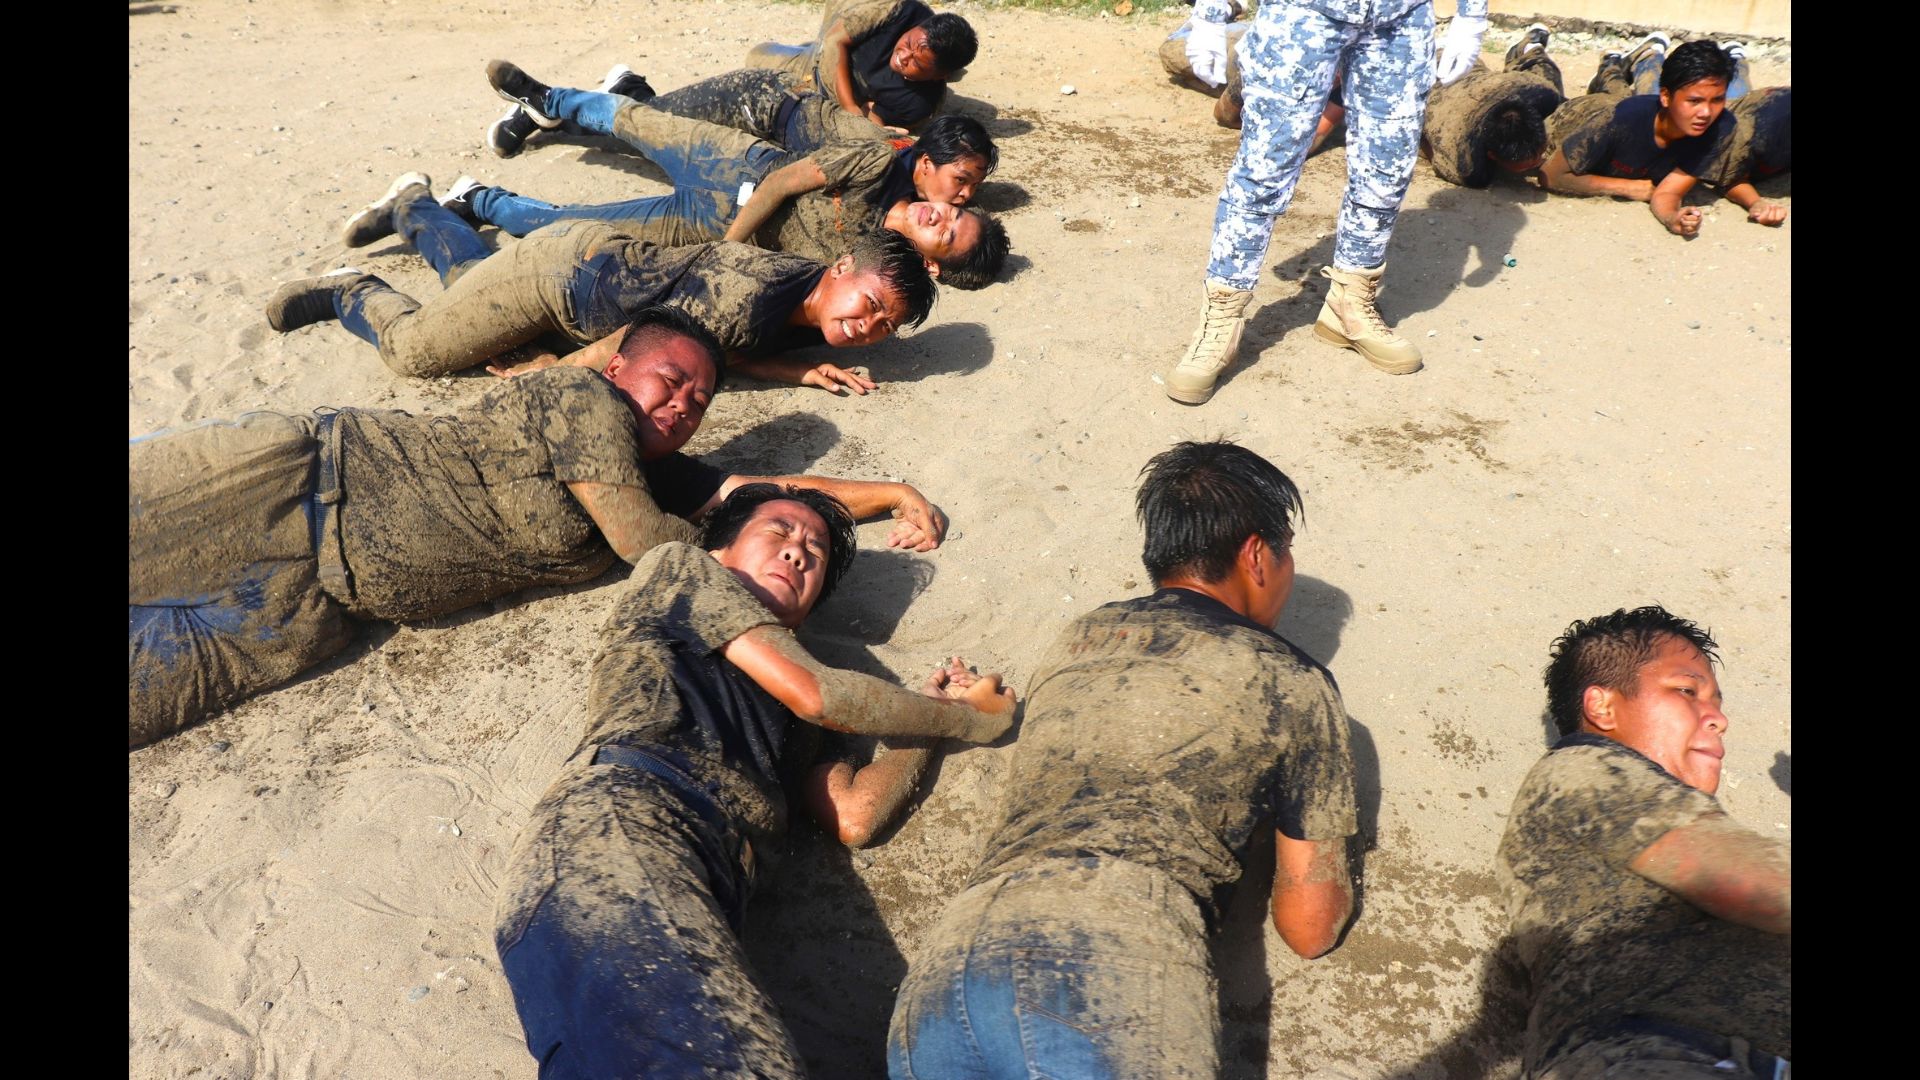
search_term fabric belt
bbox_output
[589,743,757,919]
[308,409,353,602]
[773,91,803,147]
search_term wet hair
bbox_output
[914,115,999,176]
[1135,440,1302,585]
[1483,103,1547,166]
[700,483,859,604]
[1543,606,1721,736]
[618,304,727,383]
[847,229,938,331]
[1660,40,1734,95]
[936,208,1010,290]
[920,13,978,74]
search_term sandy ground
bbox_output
[128,2,1791,1077]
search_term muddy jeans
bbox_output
[336,218,623,377]
[495,750,801,1080]
[645,68,890,155]
[888,858,1220,1080]
[128,411,357,747]
[470,95,786,241]
[1541,1029,1789,1079]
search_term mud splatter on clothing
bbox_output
[771,0,948,127]
[1548,94,1733,185]
[494,544,816,1077]
[1692,87,1791,189]
[1496,735,1790,1074]
[1423,53,1564,187]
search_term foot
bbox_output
[1312,265,1422,375]
[440,175,483,221]
[485,59,561,128]
[340,171,431,248]
[598,63,656,102]
[266,268,362,332]
[1164,282,1254,404]
[1721,40,1747,60]
[486,104,541,158]
[1624,30,1670,66]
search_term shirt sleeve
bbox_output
[609,542,781,655]
[824,0,902,42]
[532,367,649,489]
[1548,743,1724,871]
[643,452,728,518]
[1270,664,1360,842]
[807,139,898,190]
[1558,105,1614,175]
[1670,112,1735,178]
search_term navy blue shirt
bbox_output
[1561,94,1733,184]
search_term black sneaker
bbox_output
[341,171,431,248]
[486,59,561,128]
[439,175,484,221]
[598,64,657,102]
[266,268,362,332]
[486,105,541,158]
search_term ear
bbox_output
[1659,88,1671,109]
[831,253,857,278]
[1582,685,1619,732]
[1238,533,1268,585]
[923,258,941,278]
[603,352,626,380]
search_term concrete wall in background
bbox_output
[1489,0,1789,37]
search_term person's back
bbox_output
[888,440,1358,1079]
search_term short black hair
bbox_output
[936,208,1009,290]
[847,229,938,331]
[1482,103,1546,166]
[1543,606,1721,736]
[920,13,978,74]
[1135,440,1302,584]
[914,114,998,176]
[619,304,727,383]
[699,483,859,604]
[1660,40,1734,95]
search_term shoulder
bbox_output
[612,542,779,650]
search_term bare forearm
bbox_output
[1549,168,1652,201]
[723,160,823,244]
[828,32,862,114]
[1724,181,1761,210]
[732,628,1008,741]
[727,355,812,386]
[1631,817,1791,934]
[765,476,908,520]
[810,740,937,847]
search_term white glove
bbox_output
[1184,0,1239,88]
[1434,15,1488,85]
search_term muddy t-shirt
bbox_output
[331,366,724,621]
[1694,87,1792,188]
[760,139,903,263]
[828,0,946,126]
[570,237,827,358]
[1553,93,1732,184]
[1496,734,1791,1071]
[969,588,1358,925]
[579,542,802,845]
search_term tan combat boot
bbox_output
[1313,264,1423,375]
[1165,282,1255,404]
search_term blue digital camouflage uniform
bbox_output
[1206,0,1486,288]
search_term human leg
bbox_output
[1166,2,1346,403]
[129,412,357,748]
[1505,22,1565,96]
[647,68,795,142]
[390,187,494,284]
[1587,51,1633,96]
[334,225,585,377]
[1625,32,1670,95]
[1312,2,1435,374]
[1723,42,1751,99]
[497,757,804,1080]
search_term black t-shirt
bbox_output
[564,236,827,358]
[1744,87,1791,176]
[581,544,804,848]
[1557,93,1733,184]
[848,0,946,126]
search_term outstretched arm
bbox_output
[487,326,623,378]
[1722,180,1788,226]
[567,481,701,561]
[1629,813,1790,933]
[728,353,880,396]
[693,473,947,549]
[724,157,831,245]
[724,626,1014,740]
[804,658,981,846]
[1272,832,1355,958]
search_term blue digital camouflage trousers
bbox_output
[1206,0,1435,288]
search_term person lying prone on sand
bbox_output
[265,171,935,395]
[493,485,1014,1078]
[130,307,949,749]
